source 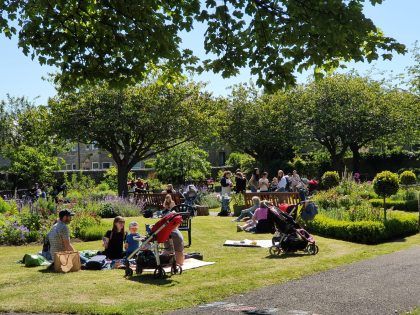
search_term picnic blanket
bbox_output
[130,258,214,273]
[223,239,273,248]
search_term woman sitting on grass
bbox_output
[233,196,261,222]
[103,216,126,260]
[237,200,273,233]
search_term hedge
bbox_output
[78,223,109,241]
[369,199,418,212]
[306,212,418,244]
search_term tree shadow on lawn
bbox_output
[126,274,179,286]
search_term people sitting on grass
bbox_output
[233,196,261,222]
[103,216,126,260]
[237,200,273,233]
[163,228,185,266]
[258,172,270,192]
[125,221,140,258]
[47,209,75,260]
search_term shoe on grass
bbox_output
[237,225,243,232]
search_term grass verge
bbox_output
[0,214,419,315]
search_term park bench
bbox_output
[135,192,182,210]
[243,192,301,207]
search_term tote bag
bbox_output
[54,251,81,273]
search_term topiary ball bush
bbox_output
[321,171,340,189]
[399,170,417,186]
[373,171,399,198]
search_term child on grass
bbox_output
[125,221,140,258]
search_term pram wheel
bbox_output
[171,264,183,275]
[125,268,133,277]
[269,246,284,256]
[306,244,319,255]
[154,267,166,279]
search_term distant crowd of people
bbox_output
[220,168,314,197]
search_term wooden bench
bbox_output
[135,193,182,209]
[243,192,300,207]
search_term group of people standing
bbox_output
[220,168,307,195]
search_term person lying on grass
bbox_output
[237,200,273,233]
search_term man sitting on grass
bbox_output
[48,209,76,260]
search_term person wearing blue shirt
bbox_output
[125,221,140,258]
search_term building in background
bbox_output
[60,143,230,170]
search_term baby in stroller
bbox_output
[267,204,318,256]
[125,212,184,278]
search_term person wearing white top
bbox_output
[276,170,287,192]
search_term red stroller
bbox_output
[125,212,184,278]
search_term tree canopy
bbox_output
[0,0,405,90]
[49,78,219,196]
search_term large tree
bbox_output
[0,96,64,187]
[0,1,405,90]
[224,84,295,172]
[296,75,398,172]
[49,79,218,196]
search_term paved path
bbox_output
[170,246,420,315]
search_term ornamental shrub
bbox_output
[399,170,417,186]
[321,171,340,189]
[373,171,399,198]
[373,171,399,220]
[306,212,418,244]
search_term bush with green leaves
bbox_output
[226,152,256,173]
[373,171,399,220]
[306,211,418,244]
[399,170,417,186]
[71,211,101,239]
[373,171,400,198]
[321,171,340,189]
[98,203,120,218]
[369,199,418,212]
[0,197,12,214]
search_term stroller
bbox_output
[125,212,184,278]
[267,205,318,257]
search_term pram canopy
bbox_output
[151,212,183,243]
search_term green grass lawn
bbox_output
[0,214,419,315]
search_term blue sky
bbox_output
[0,0,419,105]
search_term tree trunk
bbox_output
[350,144,361,173]
[330,154,345,172]
[383,196,387,222]
[117,163,130,197]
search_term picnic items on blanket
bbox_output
[185,252,203,260]
[54,251,81,273]
[223,239,273,248]
[21,254,51,267]
[84,255,108,270]
[80,250,100,259]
